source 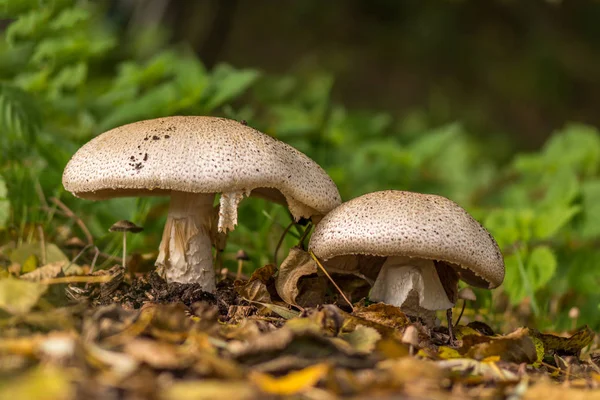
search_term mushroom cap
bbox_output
[308,190,504,289]
[62,116,341,220]
[109,220,143,233]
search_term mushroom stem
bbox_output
[370,256,454,318]
[156,191,216,291]
[122,233,127,269]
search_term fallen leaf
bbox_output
[20,261,65,281]
[236,265,275,315]
[161,380,257,400]
[9,242,69,267]
[124,338,192,369]
[462,327,537,364]
[0,276,47,314]
[523,380,600,400]
[251,301,300,319]
[249,363,330,395]
[454,325,482,340]
[375,338,410,359]
[437,358,519,382]
[534,325,595,357]
[0,365,73,400]
[275,247,318,306]
[339,325,381,353]
[345,302,410,337]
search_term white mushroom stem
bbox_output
[218,190,245,232]
[156,191,216,291]
[370,256,454,312]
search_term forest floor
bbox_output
[1,252,599,399]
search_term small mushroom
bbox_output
[63,116,341,292]
[109,220,143,271]
[401,325,419,355]
[236,249,249,280]
[308,190,504,339]
[454,287,477,327]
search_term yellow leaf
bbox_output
[162,381,256,400]
[0,276,47,314]
[22,254,38,273]
[438,346,461,359]
[250,363,330,395]
[454,325,481,340]
[0,365,73,400]
[481,355,500,363]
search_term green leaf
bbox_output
[526,246,557,292]
[532,205,580,240]
[49,6,90,31]
[201,64,260,112]
[0,276,48,314]
[580,180,600,239]
[502,253,527,305]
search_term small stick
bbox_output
[454,300,467,326]
[273,220,294,266]
[50,197,94,245]
[309,250,354,311]
[90,246,100,273]
[37,225,47,265]
[297,223,312,249]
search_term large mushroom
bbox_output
[308,190,504,333]
[63,116,341,291]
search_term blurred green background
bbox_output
[1,0,599,330]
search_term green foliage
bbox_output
[1,0,599,330]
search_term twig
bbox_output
[454,300,467,326]
[37,225,46,265]
[34,180,48,209]
[50,197,94,245]
[309,250,354,311]
[90,246,100,273]
[41,275,114,285]
[273,220,294,266]
[297,223,312,249]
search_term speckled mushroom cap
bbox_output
[309,190,504,288]
[62,116,341,219]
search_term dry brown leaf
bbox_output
[124,338,192,369]
[20,261,66,281]
[534,325,595,357]
[275,247,318,306]
[236,264,275,315]
[346,303,410,338]
[161,380,257,400]
[462,327,537,364]
[523,380,600,400]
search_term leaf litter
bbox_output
[0,237,599,399]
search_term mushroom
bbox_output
[308,190,504,334]
[236,249,249,280]
[63,116,341,291]
[109,220,143,270]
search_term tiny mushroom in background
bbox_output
[63,116,341,292]
[236,249,249,280]
[308,190,504,341]
[454,287,476,327]
[109,220,143,270]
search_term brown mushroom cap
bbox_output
[309,190,504,289]
[62,116,341,220]
[109,220,143,233]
